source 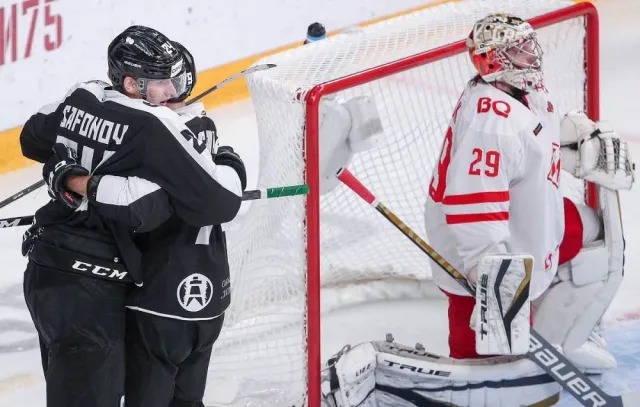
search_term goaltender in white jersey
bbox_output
[425,76,565,300]
[320,12,634,407]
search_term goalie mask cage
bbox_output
[205,1,599,406]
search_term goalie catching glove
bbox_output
[560,110,635,190]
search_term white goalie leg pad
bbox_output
[533,188,624,373]
[324,343,378,407]
[325,340,560,407]
[472,254,533,356]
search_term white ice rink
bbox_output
[1,0,639,405]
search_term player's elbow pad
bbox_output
[211,166,243,223]
[20,121,49,163]
[186,182,242,227]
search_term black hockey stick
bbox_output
[186,63,277,106]
[0,180,45,210]
[0,215,34,228]
[336,167,639,407]
[0,183,308,229]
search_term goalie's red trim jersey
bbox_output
[425,80,564,299]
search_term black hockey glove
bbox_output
[43,143,89,209]
[214,146,247,191]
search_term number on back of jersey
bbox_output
[180,129,208,154]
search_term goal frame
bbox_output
[303,2,600,405]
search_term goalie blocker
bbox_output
[471,254,533,356]
[318,95,384,194]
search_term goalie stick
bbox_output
[186,63,277,106]
[336,167,639,407]
[0,184,309,229]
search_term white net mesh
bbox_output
[204,1,593,406]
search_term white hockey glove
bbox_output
[469,254,533,355]
[560,110,635,190]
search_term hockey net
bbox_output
[205,1,599,406]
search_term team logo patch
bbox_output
[177,273,213,312]
[546,142,561,188]
[533,123,543,136]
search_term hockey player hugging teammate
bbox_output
[20,26,243,407]
[321,13,634,407]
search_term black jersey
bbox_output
[20,81,242,284]
[125,103,234,319]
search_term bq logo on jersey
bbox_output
[177,273,214,312]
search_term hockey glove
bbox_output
[214,146,247,191]
[469,254,533,356]
[43,143,89,209]
[560,111,635,190]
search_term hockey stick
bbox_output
[186,63,277,106]
[0,180,45,211]
[0,183,309,229]
[0,215,34,229]
[241,183,308,200]
[336,167,639,407]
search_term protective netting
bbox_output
[204,1,594,406]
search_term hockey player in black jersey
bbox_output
[124,42,244,407]
[20,26,243,407]
[43,40,245,407]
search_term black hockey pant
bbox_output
[23,261,131,407]
[125,309,225,407]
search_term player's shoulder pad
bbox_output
[182,114,217,136]
[459,82,536,137]
[174,105,216,134]
[63,80,110,100]
[34,80,111,115]
[199,115,217,132]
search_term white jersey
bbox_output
[425,79,564,299]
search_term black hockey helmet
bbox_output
[107,25,187,101]
[167,41,196,103]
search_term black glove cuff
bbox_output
[87,175,104,202]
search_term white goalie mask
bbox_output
[467,13,544,92]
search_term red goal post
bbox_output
[304,2,599,405]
